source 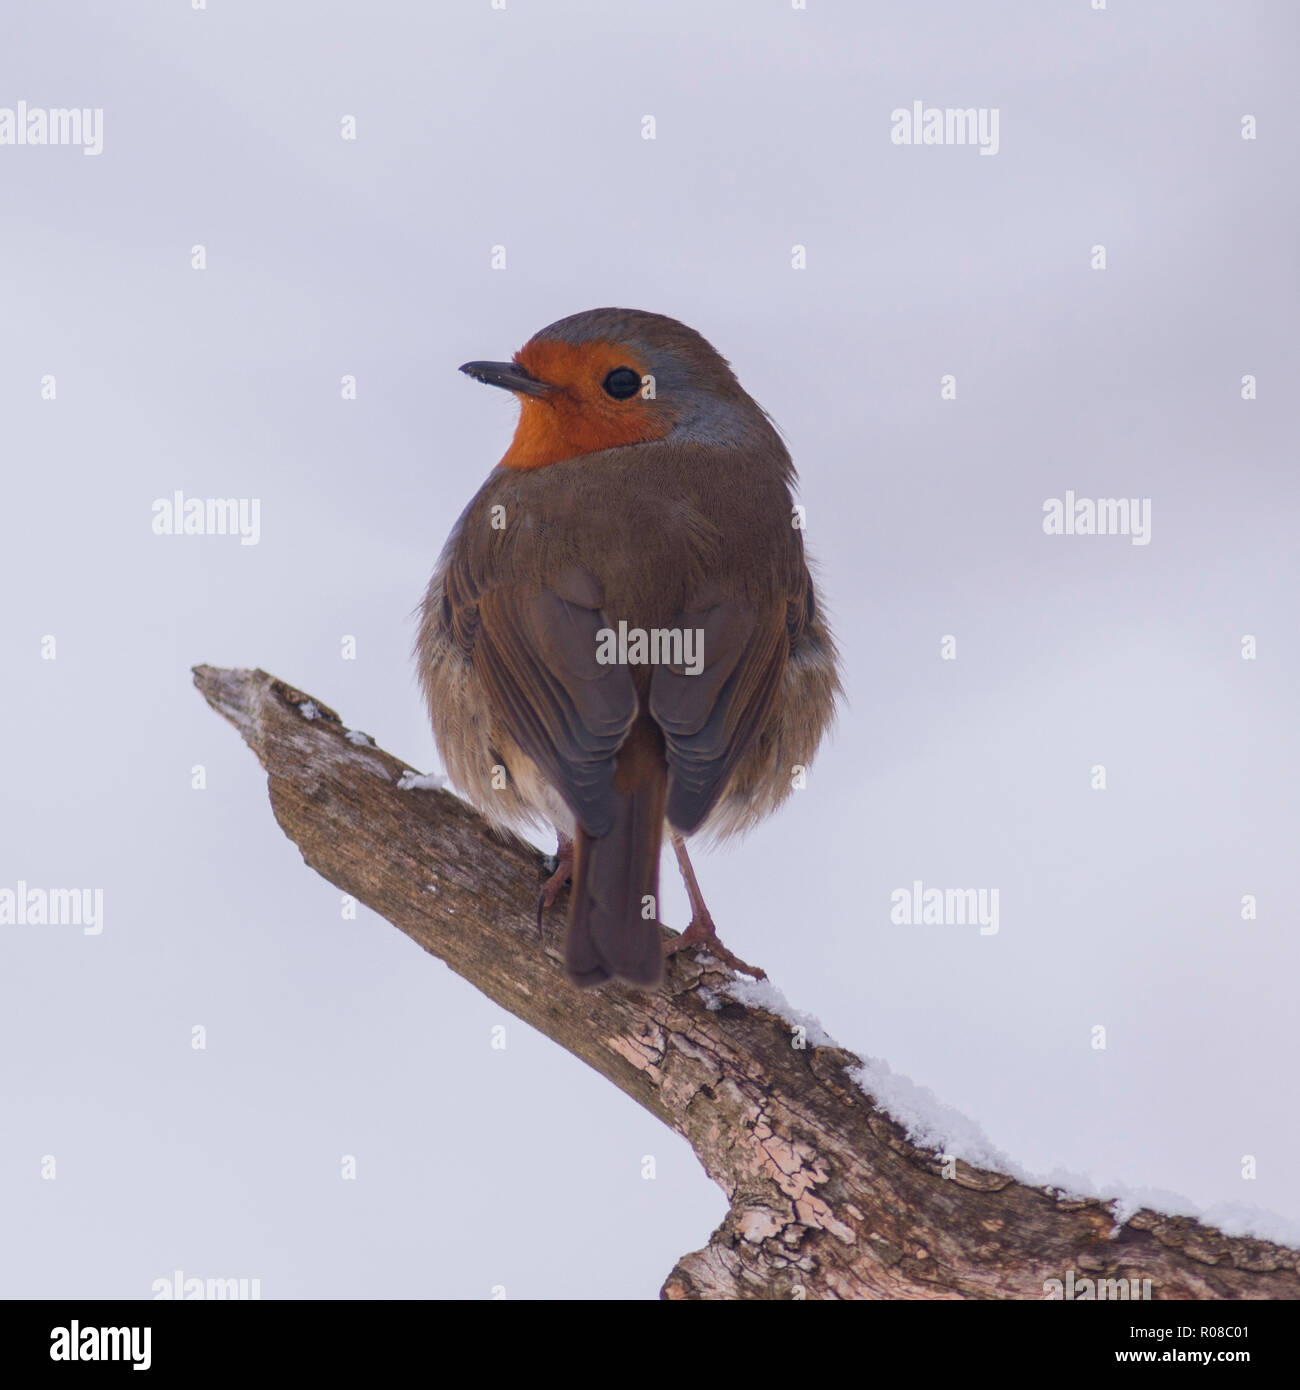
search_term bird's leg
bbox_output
[536,830,574,933]
[664,831,766,980]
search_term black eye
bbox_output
[602,366,642,400]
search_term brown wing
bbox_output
[649,591,797,835]
[444,552,637,837]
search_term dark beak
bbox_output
[459,360,552,397]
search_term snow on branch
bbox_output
[192,664,1300,1300]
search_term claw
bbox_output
[664,914,766,980]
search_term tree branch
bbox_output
[192,664,1299,1300]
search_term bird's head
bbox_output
[460,308,775,470]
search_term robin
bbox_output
[416,308,841,989]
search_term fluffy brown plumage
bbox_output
[416,308,841,988]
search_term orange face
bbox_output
[500,339,670,470]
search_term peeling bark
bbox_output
[192,665,1300,1301]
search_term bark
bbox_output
[192,664,1300,1300]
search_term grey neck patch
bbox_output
[666,388,772,449]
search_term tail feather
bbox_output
[565,721,666,989]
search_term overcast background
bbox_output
[1,0,1297,1299]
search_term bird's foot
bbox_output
[664,913,766,980]
[535,837,574,933]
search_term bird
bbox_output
[416,308,841,989]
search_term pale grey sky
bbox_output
[1,0,1297,1297]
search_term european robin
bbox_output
[416,308,841,988]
